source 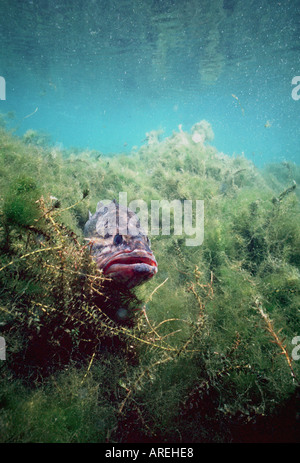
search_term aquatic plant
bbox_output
[0,123,299,443]
[23,129,51,148]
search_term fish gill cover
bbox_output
[0,119,299,443]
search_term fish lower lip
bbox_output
[103,254,157,274]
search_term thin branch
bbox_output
[254,299,298,382]
[145,277,169,304]
[0,245,62,273]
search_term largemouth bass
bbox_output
[84,200,158,288]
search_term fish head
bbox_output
[84,200,158,288]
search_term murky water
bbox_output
[0,0,299,164]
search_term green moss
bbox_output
[3,175,41,227]
[0,123,299,443]
[0,367,117,443]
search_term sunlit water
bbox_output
[0,0,299,165]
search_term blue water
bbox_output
[0,0,299,165]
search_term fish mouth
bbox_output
[103,250,157,274]
[100,250,158,284]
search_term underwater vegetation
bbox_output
[0,119,300,443]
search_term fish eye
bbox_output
[113,233,123,245]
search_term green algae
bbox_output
[0,122,299,443]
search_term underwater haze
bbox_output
[0,0,299,164]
